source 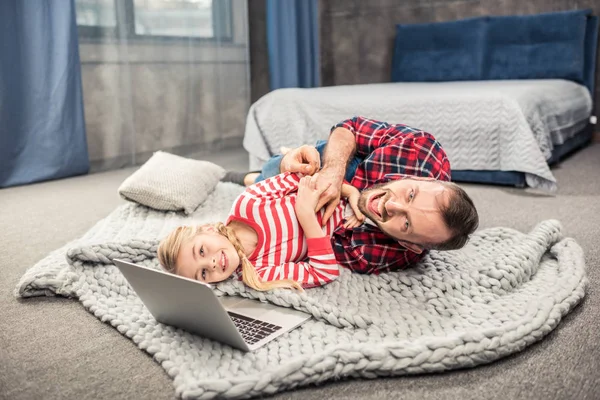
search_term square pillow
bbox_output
[118,151,225,214]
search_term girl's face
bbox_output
[175,228,241,283]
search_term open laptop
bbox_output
[113,259,311,352]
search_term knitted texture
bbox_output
[15,183,587,399]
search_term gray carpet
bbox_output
[1,145,599,400]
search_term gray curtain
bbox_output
[74,0,250,171]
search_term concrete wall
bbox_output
[249,0,599,106]
[319,0,599,104]
[80,0,250,172]
[248,0,270,103]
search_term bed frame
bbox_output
[452,123,595,187]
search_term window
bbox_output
[76,0,117,28]
[75,0,233,41]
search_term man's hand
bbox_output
[313,167,344,225]
[280,145,320,176]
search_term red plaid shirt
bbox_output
[331,116,452,274]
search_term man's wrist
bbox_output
[322,127,355,178]
[321,164,345,184]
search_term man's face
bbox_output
[357,178,453,253]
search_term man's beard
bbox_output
[358,184,391,223]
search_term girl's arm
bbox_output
[294,174,330,239]
[245,172,301,200]
[254,240,340,288]
[278,174,339,287]
[341,183,365,229]
[341,182,358,199]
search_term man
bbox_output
[226,116,479,274]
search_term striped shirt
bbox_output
[226,172,344,288]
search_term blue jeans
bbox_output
[255,140,361,183]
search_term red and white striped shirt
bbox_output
[226,172,344,288]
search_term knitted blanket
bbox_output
[15,183,587,399]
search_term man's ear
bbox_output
[399,240,424,254]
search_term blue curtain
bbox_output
[0,0,89,188]
[266,0,320,90]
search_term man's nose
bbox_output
[385,199,406,215]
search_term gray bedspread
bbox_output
[243,80,591,191]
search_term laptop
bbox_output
[113,259,311,352]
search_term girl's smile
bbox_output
[176,231,241,283]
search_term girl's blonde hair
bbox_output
[157,222,303,292]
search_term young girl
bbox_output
[157,172,364,291]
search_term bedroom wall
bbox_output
[319,0,600,108]
[249,0,270,103]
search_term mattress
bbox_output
[243,80,592,190]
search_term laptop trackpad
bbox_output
[221,296,289,318]
[219,295,247,308]
[221,296,311,323]
[228,299,280,319]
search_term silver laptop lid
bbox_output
[113,259,248,351]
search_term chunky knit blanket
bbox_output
[15,183,587,399]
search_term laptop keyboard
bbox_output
[228,312,283,344]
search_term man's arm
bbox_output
[313,127,357,223]
[327,116,451,189]
[276,115,420,223]
[276,118,361,181]
[274,117,365,224]
[321,127,356,181]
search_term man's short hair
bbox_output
[427,182,479,251]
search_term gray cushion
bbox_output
[118,151,225,214]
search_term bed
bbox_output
[243,9,598,190]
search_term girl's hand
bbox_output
[344,214,363,229]
[343,184,365,224]
[295,174,330,216]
